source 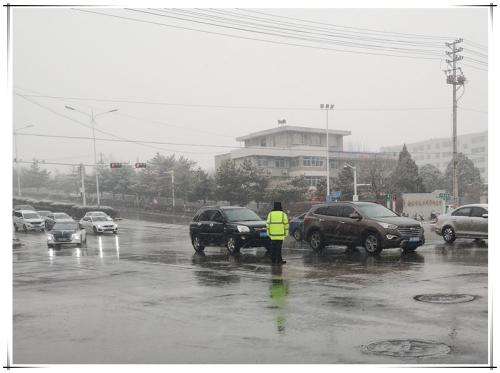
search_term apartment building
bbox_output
[380,130,488,183]
[215,125,396,187]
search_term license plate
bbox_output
[409,237,420,242]
[259,231,268,238]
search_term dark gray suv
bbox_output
[303,202,425,254]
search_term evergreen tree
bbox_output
[391,145,423,193]
[419,164,445,193]
[444,153,482,202]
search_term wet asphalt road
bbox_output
[13,220,488,364]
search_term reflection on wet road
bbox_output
[13,219,488,364]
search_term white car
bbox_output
[13,210,45,232]
[79,215,118,234]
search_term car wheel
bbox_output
[293,228,303,241]
[47,244,53,249]
[363,232,382,255]
[192,235,205,252]
[442,226,456,243]
[93,227,98,235]
[14,223,18,232]
[226,235,240,254]
[113,229,118,235]
[309,230,324,252]
[23,224,27,232]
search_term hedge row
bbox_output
[13,197,118,219]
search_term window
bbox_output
[311,134,321,146]
[340,205,355,218]
[199,210,214,221]
[290,158,299,167]
[257,158,268,167]
[292,133,303,145]
[212,211,224,222]
[471,147,485,155]
[470,207,487,217]
[435,143,440,149]
[303,157,324,167]
[274,158,285,168]
[452,207,471,217]
[314,206,328,215]
[462,144,468,149]
[435,153,440,159]
[326,205,342,216]
[260,138,266,147]
[305,176,324,186]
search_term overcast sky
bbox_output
[13,7,488,173]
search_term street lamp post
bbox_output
[344,163,358,201]
[13,124,34,196]
[320,104,334,197]
[65,106,118,206]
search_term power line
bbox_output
[74,8,443,61]
[157,8,447,54]
[15,92,456,112]
[129,8,445,58]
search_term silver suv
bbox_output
[433,204,488,243]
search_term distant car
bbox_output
[83,211,112,221]
[47,221,87,248]
[37,210,52,223]
[189,206,272,254]
[79,215,118,234]
[433,204,488,243]
[45,212,74,229]
[13,204,35,212]
[303,202,425,254]
[13,210,45,232]
[289,213,306,241]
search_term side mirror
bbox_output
[482,213,488,219]
[349,212,361,220]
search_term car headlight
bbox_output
[47,234,54,240]
[377,222,398,230]
[96,225,102,228]
[237,225,250,233]
[72,233,80,240]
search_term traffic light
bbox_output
[135,163,147,169]
[110,163,122,168]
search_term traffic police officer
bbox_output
[266,201,289,265]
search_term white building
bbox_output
[215,125,396,187]
[381,131,488,183]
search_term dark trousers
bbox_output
[270,240,283,264]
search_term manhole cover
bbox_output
[362,339,451,358]
[414,294,476,304]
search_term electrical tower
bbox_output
[445,38,466,207]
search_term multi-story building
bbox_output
[215,125,396,187]
[380,130,488,183]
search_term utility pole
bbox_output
[320,104,334,197]
[445,38,466,207]
[13,124,34,197]
[79,163,86,206]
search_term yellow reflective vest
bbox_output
[266,210,289,240]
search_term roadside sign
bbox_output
[329,191,341,199]
[353,194,359,202]
[110,163,122,168]
[438,193,450,200]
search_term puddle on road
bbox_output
[362,339,451,358]
[414,294,476,304]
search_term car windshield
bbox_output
[93,217,108,222]
[52,223,77,231]
[89,212,107,216]
[357,204,398,218]
[223,208,261,222]
[54,213,70,219]
[24,213,40,219]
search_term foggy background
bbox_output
[13,7,488,173]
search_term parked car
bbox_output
[47,221,87,248]
[303,202,425,255]
[433,204,488,243]
[13,204,35,212]
[290,213,306,241]
[79,215,118,234]
[45,212,74,230]
[37,210,52,223]
[189,206,272,254]
[83,211,112,220]
[13,210,45,232]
